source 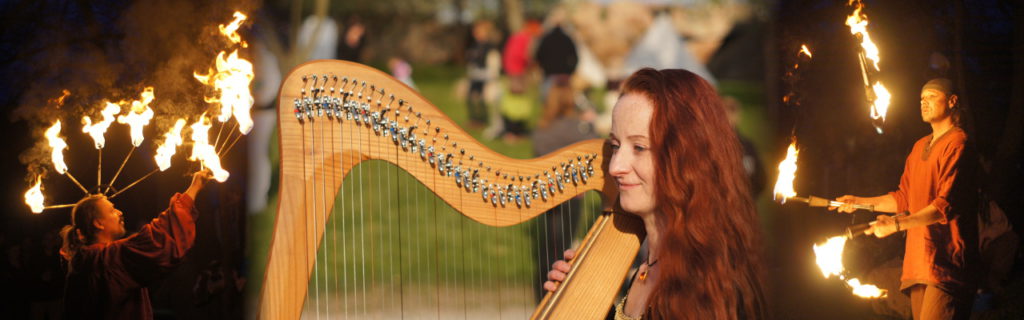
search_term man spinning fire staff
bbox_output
[59,169,213,319]
[831,78,978,319]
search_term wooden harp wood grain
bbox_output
[259,60,643,319]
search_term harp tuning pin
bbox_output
[398,99,405,106]
[417,112,422,118]
[302,75,308,82]
[435,127,441,133]
[333,75,338,81]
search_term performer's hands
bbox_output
[866,215,899,238]
[186,169,213,200]
[830,195,861,214]
[543,249,576,292]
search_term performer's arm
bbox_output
[866,204,944,238]
[833,194,899,213]
[119,170,212,282]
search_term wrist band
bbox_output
[894,218,901,232]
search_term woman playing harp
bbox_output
[546,68,767,319]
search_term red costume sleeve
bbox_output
[117,192,198,284]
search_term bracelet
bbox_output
[894,218,901,232]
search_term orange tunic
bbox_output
[888,128,977,294]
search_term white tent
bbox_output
[623,14,716,86]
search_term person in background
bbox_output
[337,16,366,62]
[465,20,498,128]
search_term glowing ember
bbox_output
[154,119,187,171]
[116,87,156,146]
[813,236,887,298]
[82,102,121,149]
[773,141,799,202]
[799,44,813,59]
[24,175,44,214]
[189,115,229,182]
[45,120,68,174]
[219,12,248,47]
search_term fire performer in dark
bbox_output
[58,169,212,319]
[832,78,978,320]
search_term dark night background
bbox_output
[0,0,1021,319]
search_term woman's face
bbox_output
[609,93,657,216]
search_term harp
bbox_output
[259,60,644,319]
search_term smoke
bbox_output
[9,0,256,180]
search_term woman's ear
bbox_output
[948,94,959,108]
[93,219,105,231]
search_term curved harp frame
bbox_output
[260,60,644,319]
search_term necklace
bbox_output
[637,256,659,282]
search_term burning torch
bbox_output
[772,141,875,212]
[845,212,909,239]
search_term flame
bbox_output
[219,11,248,47]
[799,44,813,59]
[45,121,68,175]
[189,115,229,182]
[82,102,121,149]
[194,49,255,134]
[25,175,44,214]
[154,119,187,171]
[813,236,887,298]
[845,4,880,71]
[870,82,891,131]
[116,87,156,146]
[773,141,799,202]
[846,1,891,133]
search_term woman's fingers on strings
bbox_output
[547,268,566,282]
[543,280,560,292]
[563,248,576,260]
[553,260,571,273]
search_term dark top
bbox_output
[534,26,578,77]
[63,193,197,320]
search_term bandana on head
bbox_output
[922,78,954,96]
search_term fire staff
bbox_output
[59,169,213,320]
[832,78,978,320]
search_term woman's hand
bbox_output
[543,249,576,292]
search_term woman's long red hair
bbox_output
[621,68,766,319]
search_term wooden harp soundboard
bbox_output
[259,60,643,319]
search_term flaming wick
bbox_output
[105,145,136,194]
[109,168,159,199]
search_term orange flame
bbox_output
[82,102,121,149]
[24,175,44,214]
[845,1,891,133]
[189,115,229,182]
[773,141,799,202]
[116,87,155,146]
[219,11,248,47]
[154,119,187,171]
[194,50,254,134]
[45,121,68,174]
[813,236,887,298]
[799,44,813,59]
